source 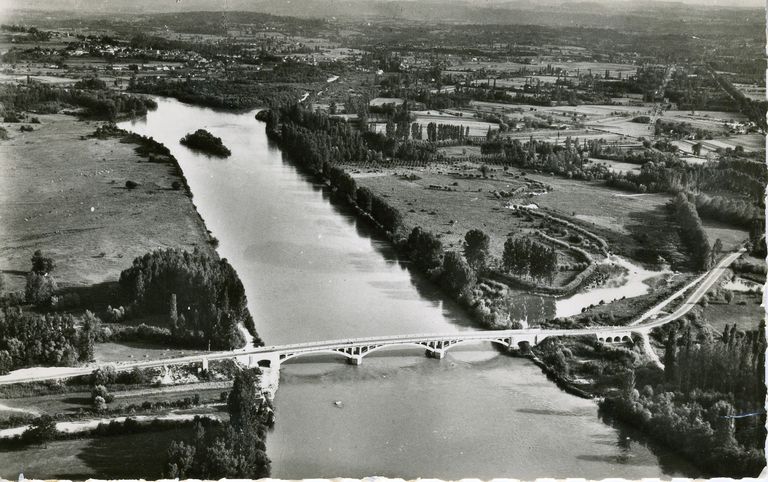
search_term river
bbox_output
[116,97,696,479]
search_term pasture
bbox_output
[0,114,212,292]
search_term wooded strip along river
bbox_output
[117,97,696,479]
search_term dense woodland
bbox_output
[0,81,156,120]
[600,322,766,477]
[118,249,260,350]
[0,308,96,375]
[165,369,271,478]
[129,77,299,110]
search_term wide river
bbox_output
[118,97,695,479]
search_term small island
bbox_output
[180,129,231,157]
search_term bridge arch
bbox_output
[441,338,511,353]
[360,342,438,358]
[278,350,356,365]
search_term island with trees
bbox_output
[180,129,232,157]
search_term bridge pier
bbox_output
[425,349,445,359]
[346,357,362,366]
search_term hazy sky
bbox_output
[0,0,764,15]
[1,0,765,7]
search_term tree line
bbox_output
[693,192,760,229]
[0,81,156,120]
[671,193,712,271]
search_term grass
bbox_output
[0,426,189,480]
[0,114,213,292]
[0,384,229,422]
[701,294,763,333]
[352,162,685,269]
[93,341,207,364]
[353,166,539,257]
[701,221,748,251]
[511,170,685,266]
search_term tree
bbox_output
[93,395,107,411]
[166,441,196,478]
[441,251,476,298]
[92,384,114,404]
[31,250,55,274]
[406,227,443,272]
[713,238,723,259]
[169,293,178,326]
[25,272,56,305]
[503,237,527,275]
[227,369,262,433]
[91,365,117,385]
[23,415,57,447]
[692,142,703,156]
[78,310,100,362]
[463,229,490,272]
[664,329,677,384]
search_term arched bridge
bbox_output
[0,249,743,386]
[204,327,635,370]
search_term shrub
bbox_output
[92,384,114,403]
[91,365,117,386]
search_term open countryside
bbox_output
[0,0,765,479]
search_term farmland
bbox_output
[0,114,213,292]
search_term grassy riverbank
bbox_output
[0,113,214,293]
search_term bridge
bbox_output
[0,248,743,386]
[224,327,631,370]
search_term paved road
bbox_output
[0,249,744,386]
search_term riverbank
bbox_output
[0,113,215,293]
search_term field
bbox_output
[589,159,641,174]
[0,114,213,292]
[701,221,749,251]
[701,293,763,333]
[0,383,227,416]
[437,145,482,158]
[446,60,638,77]
[0,427,188,479]
[658,110,747,133]
[93,341,207,364]
[372,111,497,138]
[351,162,683,267]
[353,167,533,257]
[733,82,765,101]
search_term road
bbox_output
[632,248,745,367]
[0,249,744,386]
